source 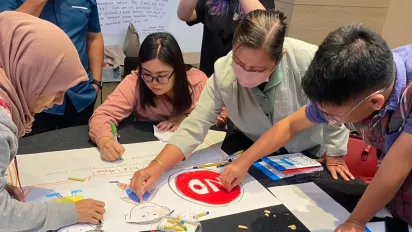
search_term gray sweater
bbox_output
[0,110,77,232]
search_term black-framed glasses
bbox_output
[140,70,175,84]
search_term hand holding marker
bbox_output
[126,188,151,203]
[98,123,125,161]
[110,122,119,143]
[110,122,123,161]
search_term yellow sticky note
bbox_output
[52,196,84,203]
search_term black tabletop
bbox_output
[19,122,370,232]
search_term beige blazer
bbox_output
[169,38,349,159]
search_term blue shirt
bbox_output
[0,0,101,114]
[306,44,412,153]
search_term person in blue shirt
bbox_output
[0,0,104,135]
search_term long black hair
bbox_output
[138,32,193,117]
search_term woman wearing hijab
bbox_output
[0,12,105,231]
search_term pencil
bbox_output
[234,150,244,155]
[238,225,248,230]
[68,177,86,182]
[193,161,228,169]
[193,211,209,219]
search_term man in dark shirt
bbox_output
[178,0,275,77]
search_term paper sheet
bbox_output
[23,169,280,231]
[268,183,386,232]
[97,0,170,36]
[366,222,385,232]
[13,130,228,187]
[153,125,173,142]
[12,129,281,231]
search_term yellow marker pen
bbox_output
[68,177,86,182]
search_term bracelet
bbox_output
[152,158,164,168]
[346,220,366,229]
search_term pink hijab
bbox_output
[0,12,88,137]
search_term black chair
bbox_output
[123,57,139,78]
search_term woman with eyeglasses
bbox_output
[89,32,226,161]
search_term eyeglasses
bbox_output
[322,88,386,127]
[140,70,175,84]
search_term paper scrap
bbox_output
[153,125,174,143]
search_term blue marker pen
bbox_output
[126,188,150,203]
[71,189,82,196]
[45,192,61,198]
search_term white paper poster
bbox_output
[10,129,281,231]
[97,0,170,36]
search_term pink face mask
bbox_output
[232,61,271,88]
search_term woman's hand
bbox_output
[75,199,106,224]
[157,115,187,132]
[97,136,125,161]
[5,184,24,201]
[219,157,252,192]
[130,161,164,200]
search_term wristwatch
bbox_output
[92,79,103,89]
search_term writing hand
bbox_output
[75,199,106,224]
[98,137,125,161]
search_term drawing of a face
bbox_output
[125,202,170,224]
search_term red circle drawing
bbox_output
[175,170,242,205]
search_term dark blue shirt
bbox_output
[0,0,101,114]
[306,45,412,154]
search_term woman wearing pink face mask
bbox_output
[129,9,351,197]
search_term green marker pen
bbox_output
[110,122,118,143]
[110,122,123,160]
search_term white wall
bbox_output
[382,0,412,48]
